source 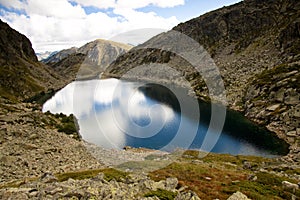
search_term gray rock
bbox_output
[275,88,285,102]
[175,191,200,200]
[285,91,299,105]
[63,190,84,198]
[227,191,250,200]
[296,128,300,136]
[266,104,281,111]
[293,105,300,118]
[287,131,297,137]
[165,177,178,190]
[40,172,58,183]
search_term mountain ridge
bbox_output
[104,0,300,162]
[44,39,133,81]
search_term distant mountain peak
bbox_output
[44,38,133,81]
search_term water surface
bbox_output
[43,79,289,157]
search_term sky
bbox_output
[0,0,242,53]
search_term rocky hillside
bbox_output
[44,40,132,81]
[104,0,300,161]
[0,20,64,101]
[0,18,103,183]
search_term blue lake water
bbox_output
[43,79,289,157]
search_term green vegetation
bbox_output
[56,114,77,135]
[25,89,56,105]
[55,168,128,182]
[0,177,38,189]
[255,63,300,89]
[0,180,27,189]
[100,168,129,182]
[144,189,177,200]
[149,150,300,200]
[45,112,80,140]
[0,64,44,101]
[224,172,300,199]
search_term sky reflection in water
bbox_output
[43,79,287,157]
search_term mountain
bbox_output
[44,39,133,81]
[36,51,57,61]
[0,19,63,101]
[42,47,78,63]
[104,0,300,160]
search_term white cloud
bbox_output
[70,0,116,9]
[25,0,86,19]
[0,0,182,52]
[0,0,24,10]
[71,0,184,9]
[115,0,184,9]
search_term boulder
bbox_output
[227,191,250,200]
[175,191,201,200]
[282,180,299,193]
[40,172,58,183]
[275,88,285,102]
[285,90,299,105]
[165,177,178,191]
[266,104,281,111]
[293,105,300,118]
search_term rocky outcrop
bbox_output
[244,62,300,162]
[0,172,200,199]
[227,191,250,200]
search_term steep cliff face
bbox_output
[174,0,300,57]
[104,0,300,159]
[0,20,62,101]
[45,39,132,81]
[0,20,37,62]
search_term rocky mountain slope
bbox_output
[0,20,64,101]
[44,39,132,81]
[0,19,102,195]
[104,0,300,162]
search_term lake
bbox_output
[43,79,289,157]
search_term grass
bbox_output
[224,172,300,199]
[149,161,247,199]
[144,188,177,200]
[0,64,44,101]
[149,150,300,200]
[0,177,38,189]
[254,63,300,88]
[44,112,81,139]
[1,150,299,200]
[55,168,129,182]
[24,89,56,105]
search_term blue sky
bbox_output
[0,0,241,52]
